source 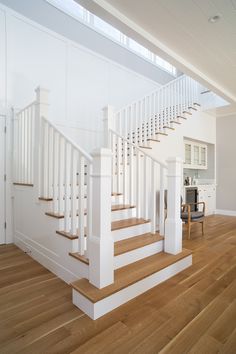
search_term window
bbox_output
[46,0,177,76]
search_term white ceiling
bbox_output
[76,0,236,107]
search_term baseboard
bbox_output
[15,233,84,284]
[214,209,236,216]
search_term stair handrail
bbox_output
[115,74,189,115]
[41,116,93,163]
[109,128,167,169]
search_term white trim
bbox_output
[215,209,236,217]
[73,254,192,319]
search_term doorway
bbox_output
[0,115,6,244]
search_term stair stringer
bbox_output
[13,185,89,284]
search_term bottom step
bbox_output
[71,249,192,319]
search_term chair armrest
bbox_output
[182,202,205,214]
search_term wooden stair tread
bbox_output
[39,197,53,201]
[114,232,163,256]
[111,192,122,196]
[157,132,168,136]
[13,182,33,187]
[139,146,152,149]
[45,210,87,219]
[71,249,192,303]
[69,253,89,264]
[46,205,133,219]
[183,111,192,115]
[111,204,135,212]
[147,138,160,142]
[170,120,181,125]
[56,229,87,240]
[163,126,175,130]
[68,232,163,265]
[111,218,150,231]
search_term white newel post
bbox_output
[34,87,49,199]
[164,157,183,254]
[89,148,114,288]
[103,105,115,148]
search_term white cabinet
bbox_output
[184,140,207,169]
[198,185,216,215]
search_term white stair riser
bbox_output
[58,218,88,230]
[114,240,164,269]
[112,222,151,241]
[111,208,136,222]
[111,195,123,205]
[72,254,192,319]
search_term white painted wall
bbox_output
[216,114,236,214]
[1,3,159,152]
[0,117,5,244]
[148,111,216,165]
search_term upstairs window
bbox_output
[46,0,177,76]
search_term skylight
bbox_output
[45,0,177,76]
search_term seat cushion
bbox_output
[181,211,204,220]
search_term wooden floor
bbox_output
[0,215,236,354]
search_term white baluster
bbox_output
[86,161,92,259]
[150,160,156,234]
[136,149,141,218]
[53,131,59,213]
[58,136,64,216]
[129,144,134,206]
[71,148,77,236]
[64,142,70,232]
[159,165,165,236]
[123,139,127,204]
[78,155,85,254]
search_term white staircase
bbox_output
[12,75,202,319]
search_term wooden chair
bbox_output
[181,202,205,239]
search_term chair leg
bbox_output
[202,221,205,236]
[188,222,191,240]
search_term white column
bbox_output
[89,148,114,288]
[164,157,183,254]
[34,87,49,198]
[103,105,115,148]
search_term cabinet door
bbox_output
[206,186,216,215]
[200,147,207,167]
[193,145,200,166]
[184,143,192,165]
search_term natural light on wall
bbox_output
[45,0,177,76]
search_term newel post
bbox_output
[103,105,115,148]
[164,157,183,254]
[34,87,49,198]
[89,148,114,288]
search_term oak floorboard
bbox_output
[0,215,235,353]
